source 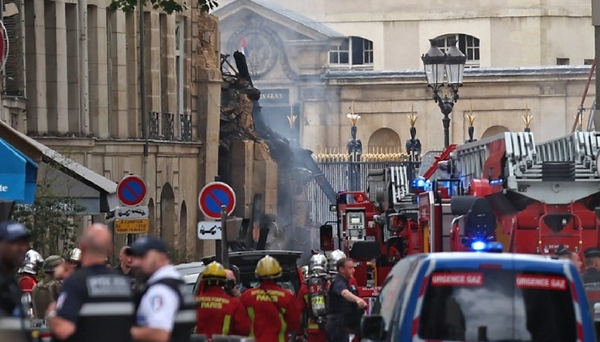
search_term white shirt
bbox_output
[136,265,182,332]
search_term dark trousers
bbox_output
[326,315,349,342]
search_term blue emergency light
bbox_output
[411,177,431,194]
[470,240,503,253]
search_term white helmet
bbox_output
[18,249,43,275]
[308,254,328,274]
[328,249,347,273]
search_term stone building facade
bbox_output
[0,0,222,260]
[216,0,596,153]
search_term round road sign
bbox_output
[198,182,236,220]
[117,175,147,207]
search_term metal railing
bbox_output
[148,112,193,141]
[306,161,407,224]
[180,113,193,141]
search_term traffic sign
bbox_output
[198,182,236,220]
[197,221,222,240]
[117,175,147,207]
[115,206,149,219]
[115,218,149,234]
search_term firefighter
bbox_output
[195,261,251,338]
[31,255,62,319]
[18,249,43,294]
[326,257,366,342]
[302,254,329,342]
[54,248,81,282]
[554,246,582,270]
[241,255,301,342]
[583,247,600,284]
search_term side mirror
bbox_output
[387,213,406,233]
[330,204,337,212]
[320,225,334,251]
[594,303,600,322]
[361,315,385,340]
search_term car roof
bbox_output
[174,262,205,276]
[424,252,573,272]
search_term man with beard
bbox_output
[0,221,30,316]
[0,222,31,342]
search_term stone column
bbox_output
[194,13,221,256]
[53,0,69,133]
[88,6,110,138]
[25,0,48,134]
[125,11,139,138]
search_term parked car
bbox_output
[174,261,205,295]
[193,250,303,296]
[363,251,596,342]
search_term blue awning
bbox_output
[0,137,38,204]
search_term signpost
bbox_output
[198,181,236,267]
[115,175,148,239]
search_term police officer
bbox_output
[583,247,600,284]
[46,224,134,342]
[32,255,62,319]
[326,257,367,342]
[130,237,196,342]
[0,221,30,316]
[240,255,301,342]
[196,261,250,338]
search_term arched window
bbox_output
[435,33,480,68]
[329,36,374,69]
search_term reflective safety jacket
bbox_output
[18,275,37,294]
[196,286,251,338]
[240,281,301,342]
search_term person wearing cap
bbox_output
[554,246,583,270]
[46,224,134,342]
[0,221,30,317]
[195,261,251,338]
[115,246,134,277]
[583,247,600,284]
[240,255,301,342]
[31,255,62,319]
[130,236,197,342]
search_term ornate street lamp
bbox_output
[346,103,362,191]
[421,38,467,147]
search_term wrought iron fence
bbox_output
[306,160,408,225]
[180,113,192,141]
[149,112,160,139]
[162,112,175,140]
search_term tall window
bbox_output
[175,22,184,116]
[435,33,480,68]
[329,36,374,69]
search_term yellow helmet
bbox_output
[202,261,227,281]
[255,255,282,279]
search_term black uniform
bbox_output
[52,264,134,342]
[326,274,362,342]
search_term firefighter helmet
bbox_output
[300,265,309,279]
[328,249,347,273]
[18,249,43,275]
[67,248,82,263]
[308,254,328,274]
[255,255,282,279]
[202,261,227,281]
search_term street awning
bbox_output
[0,137,38,204]
[0,121,119,213]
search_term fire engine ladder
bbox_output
[389,166,413,207]
[533,132,600,180]
[454,132,537,190]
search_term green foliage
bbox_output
[12,178,86,258]
[109,0,218,14]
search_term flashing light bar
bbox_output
[470,240,503,253]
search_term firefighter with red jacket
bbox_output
[241,255,301,342]
[301,254,329,342]
[18,249,43,293]
[196,261,251,338]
